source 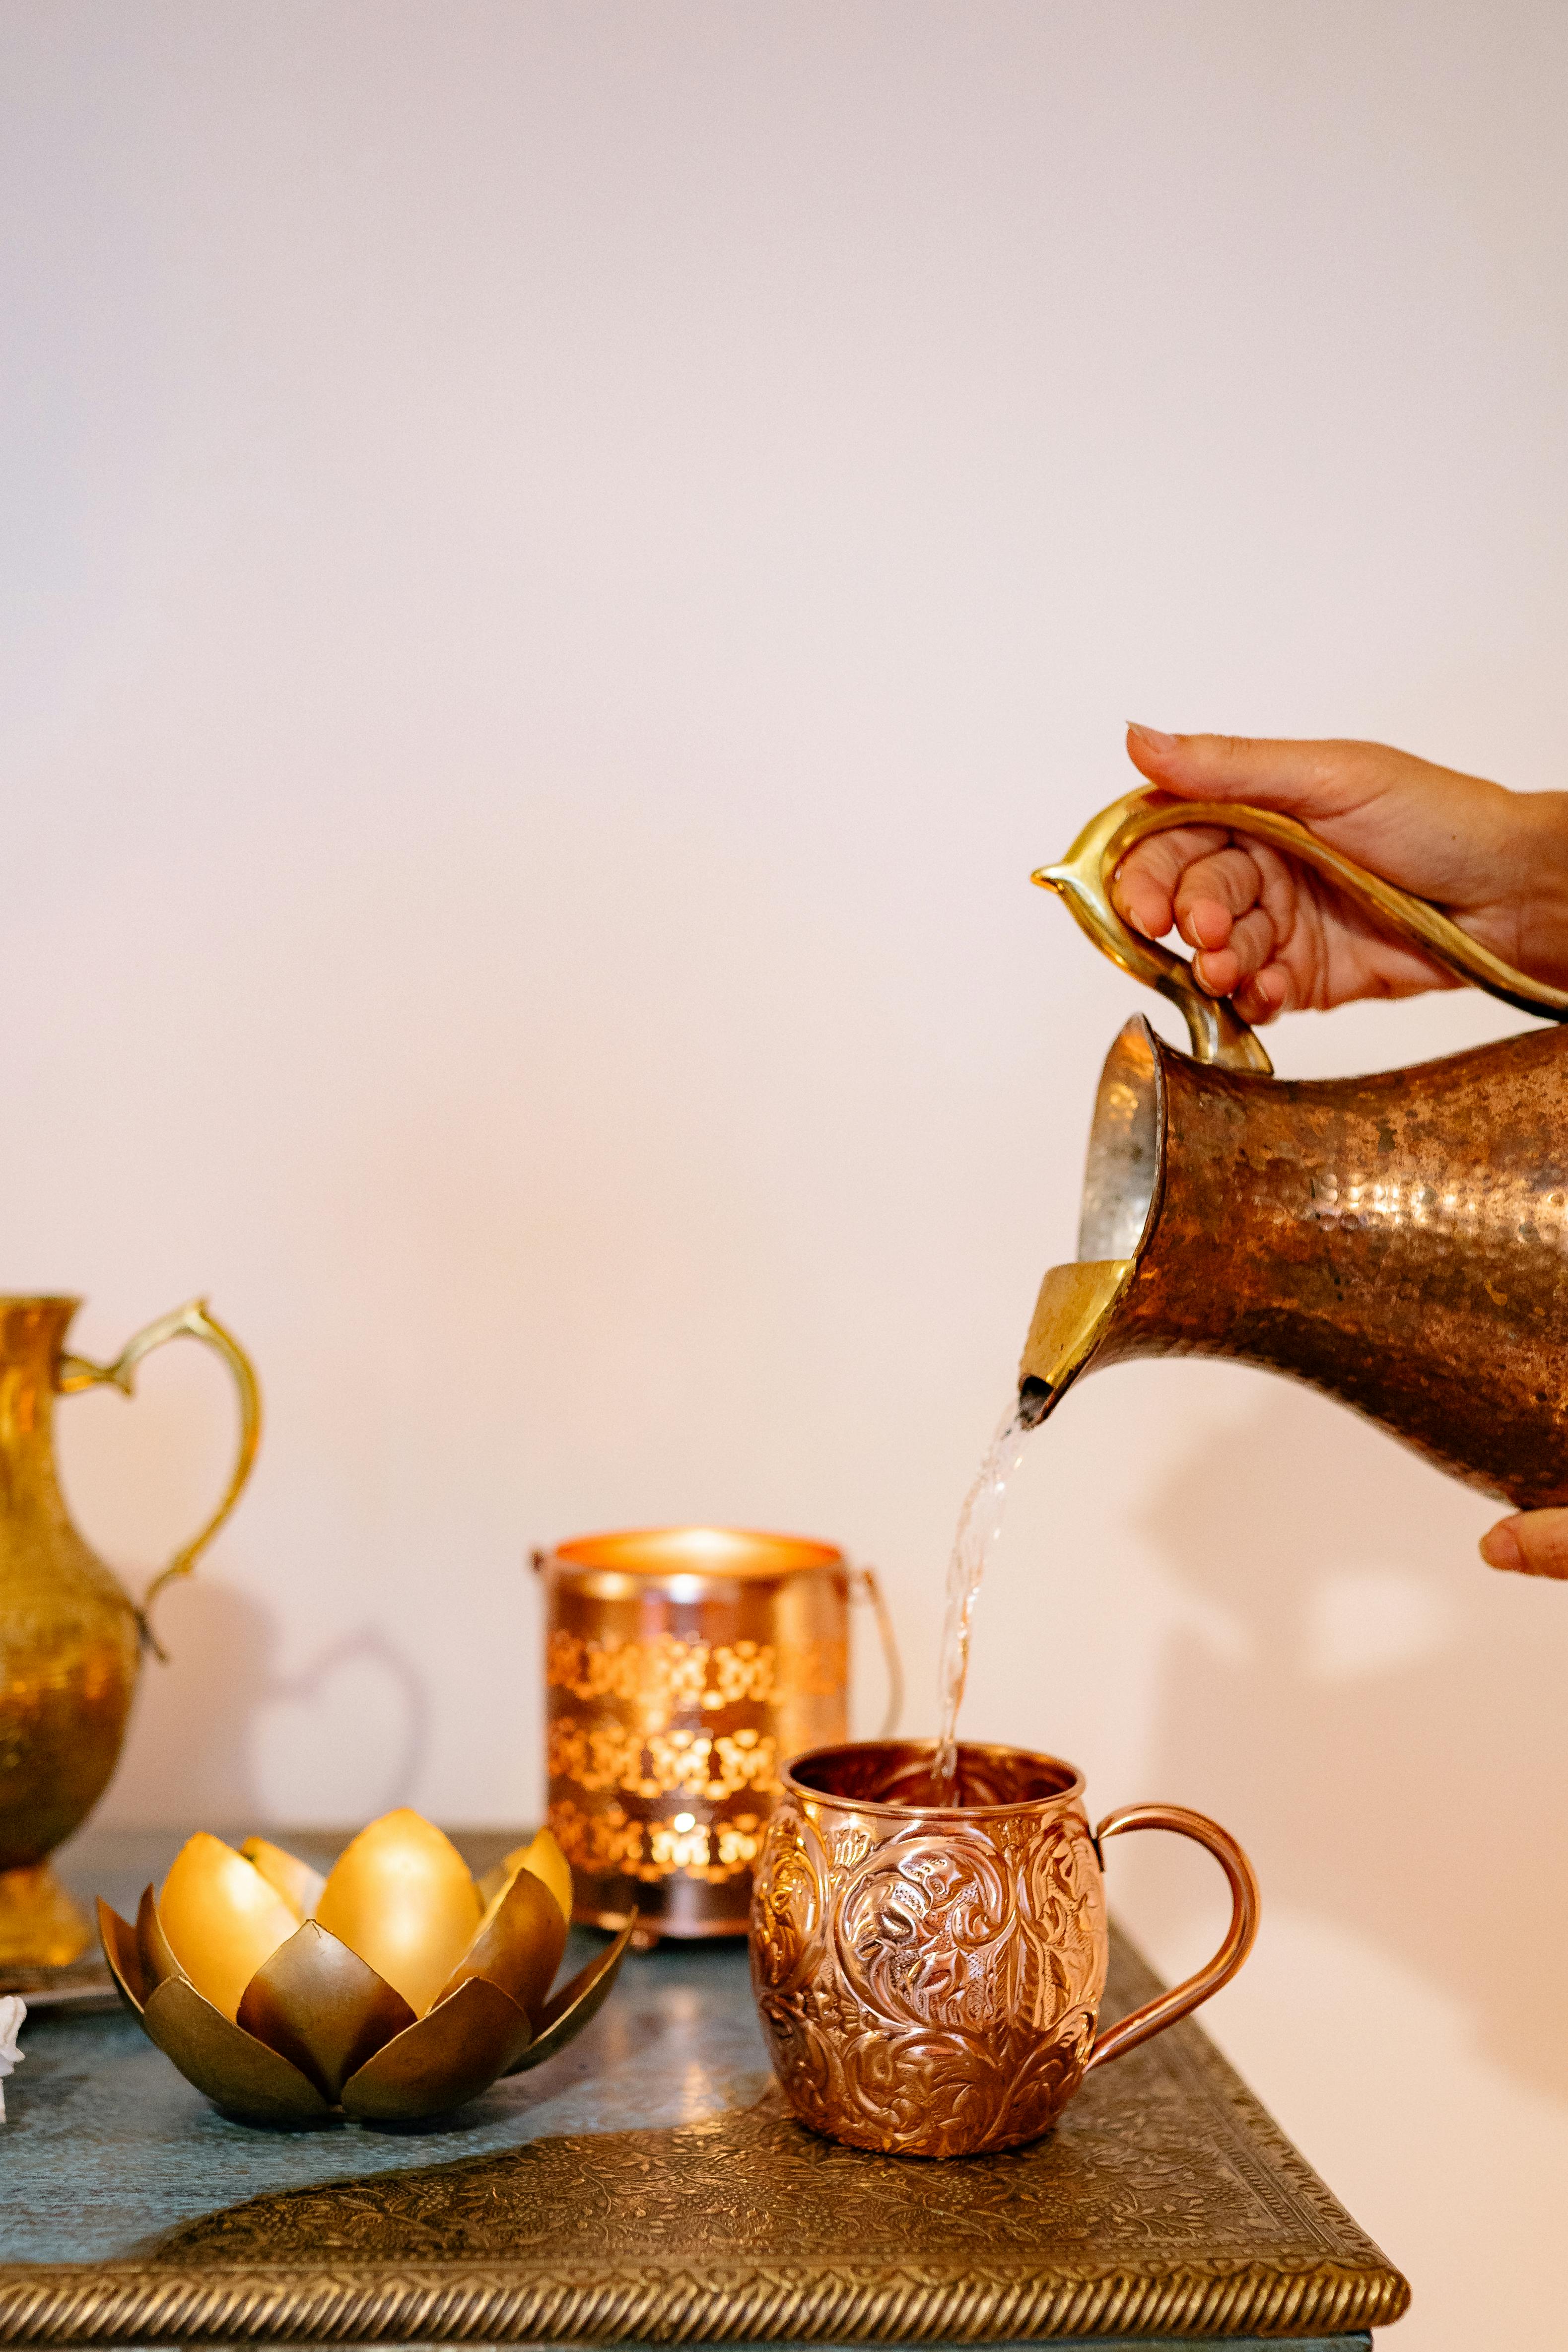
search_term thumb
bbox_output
[1125,724,1390,825]
[1480,1510,1568,1580]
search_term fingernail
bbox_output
[1127,722,1178,751]
[1480,1520,1524,1574]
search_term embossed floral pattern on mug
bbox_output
[751,1742,1258,2160]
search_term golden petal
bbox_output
[97,1900,146,2014]
[136,1882,183,1996]
[504,1916,635,2076]
[240,1837,326,1921]
[236,1921,414,2103]
[139,1975,332,2125]
[156,1834,301,2020]
[340,1976,531,2121]
[477,1829,573,1923]
[438,1862,566,2025]
[314,1809,482,2018]
[515,1827,572,1925]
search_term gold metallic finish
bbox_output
[1035,786,1568,1070]
[157,1832,298,2017]
[312,1810,482,2017]
[536,1529,901,1939]
[0,1296,260,1968]
[750,1739,1258,2160]
[235,1924,415,2103]
[340,1975,533,2123]
[437,1860,565,2019]
[97,1821,631,2125]
[57,1298,261,1626]
[1025,790,1568,1502]
[503,1915,637,2075]
[1020,1257,1135,1390]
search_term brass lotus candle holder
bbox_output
[97,1811,633,2125]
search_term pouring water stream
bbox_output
[931,1405,1031,1796]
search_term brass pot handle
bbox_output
[58,1298,262,1651]
[1084,1801,1259,2073]
[1035,788,1568,1074]
[850,1566,903,1739]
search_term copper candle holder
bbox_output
[535,1527,900,1941]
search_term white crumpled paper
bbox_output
[0,1994,26,2121]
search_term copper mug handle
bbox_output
[1084,1801,1260,2073]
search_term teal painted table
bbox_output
[0,1832,1406,2347]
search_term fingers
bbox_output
[1232,965,1291,1025]
[1173,847,1264,948]
[1110,823,1230,941]
[1480,1510,1568,1579]
[1115,834,1290,996]
[1190,907,1278,998]
[1125,722,1396,822]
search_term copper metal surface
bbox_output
[537,1528,901,1939]
[1022,1014,1568,1506]
[750,1739,1258,2160]
[1023,791,1568,1504]
[0,1297,259,1967]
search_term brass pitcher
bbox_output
[0,1297,260,1967]
[1022,791,1568,1507]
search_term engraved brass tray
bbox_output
[0,1831,1408,2346]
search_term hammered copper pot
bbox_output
[1022,788,1568,1508]
[750,1740,1257,2160]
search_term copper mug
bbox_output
[751,1740,1258,2159]
[534,1528,901,1941]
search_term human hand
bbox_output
[1111,726,1568,1025]
[1112,725,1568,1583]
[1479,1515,1568,1579]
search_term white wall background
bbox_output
[6,4,1567,2341]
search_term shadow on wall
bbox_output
[1136,1390,1568,2101]
[95,1578,431,1833]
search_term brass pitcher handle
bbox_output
[1084,1801,1259,2073]
[58,1299,262,1648]
[850,1566,903,1739]
[1035,787,1568,1074]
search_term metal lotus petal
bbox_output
[474,1829,571,1923]
[240,1837,326,1921]
[340,1975,532,2121]
[438,1863,565,2025]
[97,1822,617,2128]
[136,1883,183,1997]
[156,1833,299,2019]
[503,1916,635,2076]
[236,1920,414,2103]
[138,1974,333,2125]
[97,1899,146,2013]
[314,1809,482,2017]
